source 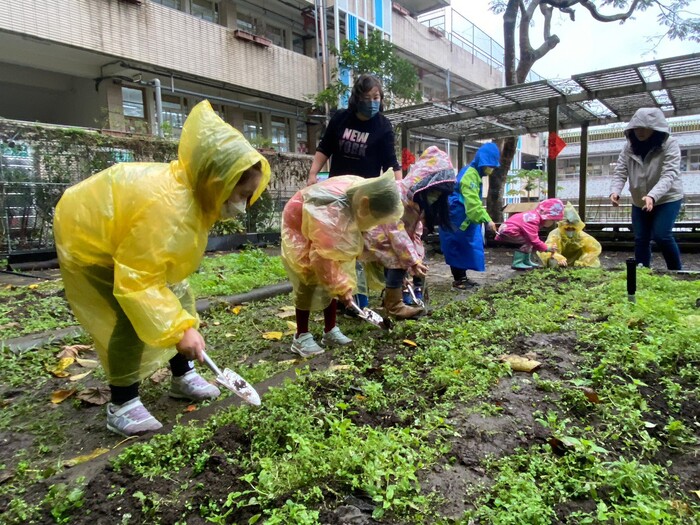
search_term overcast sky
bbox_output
[450,0,700,80]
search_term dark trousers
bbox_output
[631,200,682,270]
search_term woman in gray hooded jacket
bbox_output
[610,107,684,270]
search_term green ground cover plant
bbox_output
[0,265,698,523]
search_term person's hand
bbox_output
[176,327,206,363]
[339,289,354,306]
[487,221,498,234]
[307,173,318,186]
[547,246,558,253]
[642,195,654,212]
[557,257,568,267]
[411,262,429,278]
[610,193,621,207]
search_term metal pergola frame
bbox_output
[384,52,700,221]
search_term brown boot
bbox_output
[382,287,424,320]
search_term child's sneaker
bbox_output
[106,397,162,437]
[321,326,353,346]
[170,370,221,401]
[291,332,325,358]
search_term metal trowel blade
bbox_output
[217,368,261,406]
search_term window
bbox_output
[271,117,289,153]
[237,12,257,33]
[243,112,262,141]
[292,33,306,55]
[151,0,180,9]
[191,0,218,23]
[689,151,700,171]
[296,121,308,154]
[265,24,285,47]
[122,87,145,118]
[161,95,187,131]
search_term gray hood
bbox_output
[624,107,670,138]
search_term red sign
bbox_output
[548,133,567,159]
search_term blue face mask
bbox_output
[358,100,381,119]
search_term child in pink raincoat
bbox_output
[495,198,564,270]
[362,146,456,319]
[281,171,403,357]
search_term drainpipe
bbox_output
[152,78,164,138]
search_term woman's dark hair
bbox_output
[413,191,453,234]
[348,74,384,114]
[628,130,666,160]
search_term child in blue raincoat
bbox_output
[439,142,500,289]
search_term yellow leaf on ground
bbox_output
[57,344,92,359]
[28,284,39,289]
[232,305,243,315]
[403,339,418,347]
[47,357,75,377]
[262,331,283,340]
[63,448,110,468]
[68,371,92,382]
[691,490,700,500]
[278,305,295,312]
[275,310,296,319]
[213,321,221,326]
[286,321,297,330]
[51,389,77,404]
[76,387,110,406]
[75,358,99,369]
[0,322,20,331]
[283,330,296,336]
[150,368,171,383]
[225,332,235,338]
[278,359,298,366]
[499,354,542,373]
[328,364,354,372]
[578,387,600,404]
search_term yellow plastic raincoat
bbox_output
[281,171,403,311]
[538,202,602,268]
[54,100,270,386]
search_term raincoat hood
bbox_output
[624,108,670,139]
[404,146,456,200]
[558,201,585,236]
[535,198,565,221]
[178,100,271,217]
[470,142,500,176]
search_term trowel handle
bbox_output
[201,350,224,377]
[348,301,365,316]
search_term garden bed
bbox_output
[0,251,699,524]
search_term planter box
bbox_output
[234,29,272,47]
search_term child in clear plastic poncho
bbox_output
[281,170,403,357]
[362,146,456,319]
[538,201,602,268]
[495,198,564,270]
[53,100,271,437]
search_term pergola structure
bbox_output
[384,52,700,221]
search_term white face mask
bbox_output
[220,199,247,219]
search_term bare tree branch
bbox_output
[578,0,643,22]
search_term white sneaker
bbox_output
[106,397,162,437]
[170,369,221,401]
[291,332,325,358]
[321,326,353,346]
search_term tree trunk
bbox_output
[487,136,516,223]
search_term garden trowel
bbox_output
[202,351,261,406]
[348,300,392,330]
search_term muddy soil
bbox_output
[1,247,699,524]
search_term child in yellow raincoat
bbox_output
[53,100,270,437]
[538,201,602,268]
[281,171,403,357]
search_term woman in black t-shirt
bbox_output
[307,74,402,184]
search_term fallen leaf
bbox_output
[670,500,691,516]
[76,387,110,405]
[499,354,542,373]
[262,331,283,341]
[63,448,110,468]
[0,471,13,484]
[46,357,75,377]
[286,321,297,330]
[278,359,298,366]
[28,284,39,290]
[644,421,658,429]
[283,330,296,336]
[354,394,367,401]
[523,351,538,360]
[224,332,235,338]
[0,322,20,331]
[682,315,700,328]
[231,305,243,315]
[75,358,99,369]
[402,339,418,347]
[213,321,221,326]
[279,305,295,312]
[68,371,92,382]
[692,490,700,500]
[328,364,354,372]
[57,344,92,358]
[184,405,197,413]
[51,389,77,404]
[577,387,600,404]
[150,368,170,383]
